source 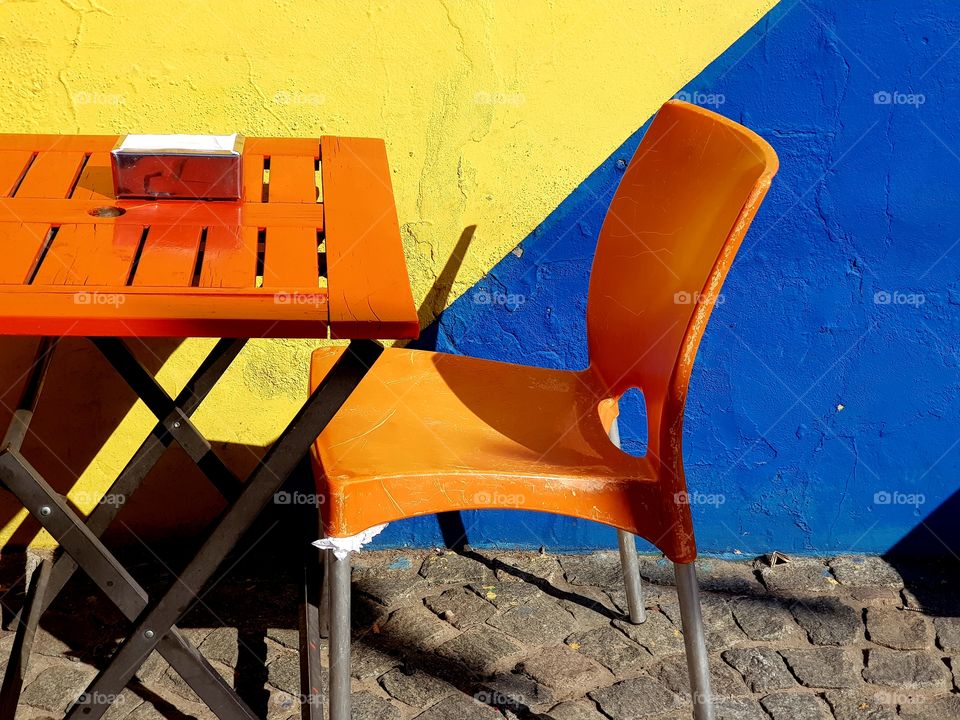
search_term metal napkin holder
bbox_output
[111,134,245,200]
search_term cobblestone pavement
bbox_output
[4,549,960,719]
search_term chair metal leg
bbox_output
[617,530,646,624]
[328,550,352,720]
[608,417,646,624]
[674,562,714,720]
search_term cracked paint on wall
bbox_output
[0,1,775,546]
[377,0,960,556]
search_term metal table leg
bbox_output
[91,338,244,501]
[27,338,246,620]
[0,448,259,720]
[0,338,252,718]
[68,339,383,720]
[0,558,50,717]
[294,458,325,720]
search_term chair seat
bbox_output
[310,347,668,542]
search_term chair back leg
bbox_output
[608,417,646,624]
[616,530,647,623]
[674,562,715,720]
[328,549,352,720]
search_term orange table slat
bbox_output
[16,151,87,198]
[33,223,142,286]
[0,222,51,284]
[268,155,317,202]
[133,225,203,286]
[262,226,320,288]
[321,136,419,339]
[0,151,33,196]
[243,154,265,203]
[71,151,114,201]
[199,226,258,288]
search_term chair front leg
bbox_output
[328,549,352,720]
[675,561,714,720]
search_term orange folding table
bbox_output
[0,133,418,720]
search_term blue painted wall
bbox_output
[376,0,960,556]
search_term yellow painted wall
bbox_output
[0,0,776,546]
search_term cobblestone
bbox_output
[790,597,863,645]
[435,627,524,675]
[486,595,575,646]
[378,667,453,708]
[21,664,96,713]
[419,551,494,585]
[5,549,959,720]
[353,691,403,720]
[823,690,898,720]
[541,699,608,719]
[589,676,683,718]
[714,697,770,719]
[721,647,797,692]
[413,692,501,719]
[565,625,648,675]
[654,653,748,698]
[933,616,960,650]
[780,647,863,689]
[424,588,494,630]
[470,580,543,610]
[612,610,685,657]
[761,691,833,720]
[379,603,459,652]
[199,626,239,667]
[898,694,960,720]
[829,557,903,588]
[862,649,953,691]
[661,597,748,651]
[267,649,303,695]
[488,551,564,585]
[730,596,800,642]
[865,607,932,650]
[560,553,625,589]
[517,645,611,696]
[759,557,837,593]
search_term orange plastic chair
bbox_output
[310,100,778,720]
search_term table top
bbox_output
[0,134,419,339]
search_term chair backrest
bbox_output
[586,101,778,414]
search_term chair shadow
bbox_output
[344,547,873,717]
[401,224,476,351]
[883,487,960,618]
[10,488,886,720]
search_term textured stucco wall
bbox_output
[407,0,960,557]
[0,1,776,546]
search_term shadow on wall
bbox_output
[885,493,960,618]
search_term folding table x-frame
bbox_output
[0,132,419,719]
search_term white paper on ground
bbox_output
[312,524,388,560]
[116,134,239,153]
